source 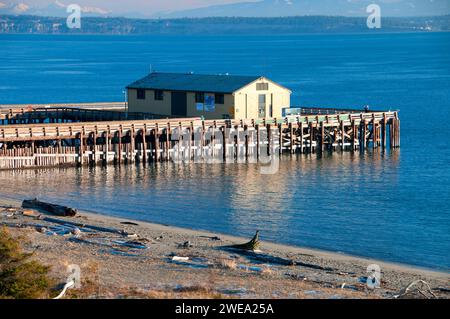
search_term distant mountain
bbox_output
[155,0,450,18]
[0,1,110,17]
[1,15,449,35]
[0,0,449,19]
[0,2,30,15]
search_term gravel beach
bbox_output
[1,199,448,299]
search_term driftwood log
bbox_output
[226,231,261,251]
[223,231,336,270]
[394,280,438,299]
[22,199,77,217]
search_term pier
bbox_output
[0,108,400,170]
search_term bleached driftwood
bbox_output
[394,280,437,299]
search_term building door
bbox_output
[171,91,187,116]
[258,94,266,118]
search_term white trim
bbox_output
[232,76,292,95]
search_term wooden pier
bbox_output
[0,111,400,170]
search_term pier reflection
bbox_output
[0,151,399,240]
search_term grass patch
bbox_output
[0,227,54,299]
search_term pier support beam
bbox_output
[118,128,122,165]
[154,125,160,162]
[78,132,84,166]
[142,125,147,166]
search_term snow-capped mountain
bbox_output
[0,0,448,18]
[0,1,110,17]
[155,0,450,18]
[0,2,30,14]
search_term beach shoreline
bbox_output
[71,210,450,279]
[1,198,448,299]
[1,197,447,278]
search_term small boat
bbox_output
[22,199,77,217]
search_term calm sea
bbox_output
[0,33,449,271]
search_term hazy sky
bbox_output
[5,0,255,14]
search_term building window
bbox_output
[154,90,164,101]
[195,92,205,103]
[137,89,145,100]
[256,83,269,91]
[215,94,225,104]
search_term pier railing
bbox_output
[0,111,400,170]
[299,107,380,115]
[0,106,174,125]
[0,102,126,110]
[1,104,393,125]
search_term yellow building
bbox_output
[127,72,291,120]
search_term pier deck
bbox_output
[0,110,400,170]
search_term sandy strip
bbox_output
[82,209,449,278]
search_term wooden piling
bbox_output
[351,120,356,151]
[299,121,304,154]
[266,124,271,156]
[255,124,260,159]
[221,126,227,161]
[166,124,171,161]
[79,131,84,166]
[289,123,295,155]
[320,121,325,152]
[130,125,135,164]
[142,125,148,166]
[154,124,160,162]
[118,127,122,165]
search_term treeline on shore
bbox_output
[0,15,449,35]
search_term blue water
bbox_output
[0,33,449,271]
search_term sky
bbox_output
[2,0,255,15]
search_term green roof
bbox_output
[127,72,261,93]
